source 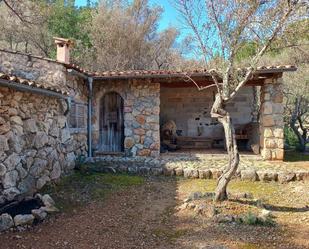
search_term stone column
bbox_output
[260,77,284,160]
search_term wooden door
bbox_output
[100,92,124,152]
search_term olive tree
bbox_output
[175,0,305,201]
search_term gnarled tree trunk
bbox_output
[290,97,308,152]
[211,94,240,202]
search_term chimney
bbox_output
[54,37,73,64]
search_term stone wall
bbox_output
[0,50,88,203]
[92,79,160,157]
[0,87,87,204]
[0,51,67,87]
[260,77,284,160]
[160,86,255,138]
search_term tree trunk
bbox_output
[211,94,240,202]
[290,119,306,152]
[290,98,306,152]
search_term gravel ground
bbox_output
[0,175,309,249]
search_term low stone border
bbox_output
[0,194,58,232]
[85,157,309,183]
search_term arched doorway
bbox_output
[99,92,124,152]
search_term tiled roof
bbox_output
[0,71,70,95]
[66,64,297,79]
[0,48,297,80]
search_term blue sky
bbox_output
[75,0,179,31]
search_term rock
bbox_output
[30,158,48,177]
[188,203,196,209]
[31,209,47,220]
[151,168,163,176]
[10,116,23,126]
[65,152,75,170]
[16,164,28,179]
[0,123,10,135]
[42,194,55,207]
[163,167,175,176]
[138,167,150,175]
[215,214,234,223]
[183,198,191,203]
[137,149,151,156]
[33,132,49,149]
[208,205,218,217]
[14,214,34,226]
[18,174,36,195]
[3,153,21,171]
[189,192,203,200]
[124,137,134,149]
[194,204,207,215]
[0,135,9,151]
[232,192,254,199]
[183,168,199,178]
[211,169,223,179]
[199,169,211,179]
[178,203,188,210]
[40,205,59,214]
[2,170,19,188]
[8,134,24,153]
[136,115,146,125]
[61,129,71,143]
[134,128,145,136]
[48,122,59,138]
[57,116,66,128]
[3,187,20,201]
[257,171,278,181]
[50,161,61,180]
[23,119,38,133]
[251,144,260,155]
[128,166,137,174]
[278,172,296,183]
[36,175,50,189]
[172,168,182,176]
[241,169,257,181]
[0,163,7,177]
[0,213,14,232]
[259,209,273,221]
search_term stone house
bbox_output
[0,38,296,203]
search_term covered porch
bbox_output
[160,83,259,153]
[82,66,296,160]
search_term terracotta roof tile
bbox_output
[65,65,297,79]
[0,71,70,95]
[0,48,297,80]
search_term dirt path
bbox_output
[0,176,309,249]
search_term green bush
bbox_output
[284,126,299,148]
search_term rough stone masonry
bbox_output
[0,87,87,204]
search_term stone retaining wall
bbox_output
[0,51,89,204]
[0,87,88,204]
[0,86,88,203]
[86,156,309,183]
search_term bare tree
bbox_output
[284,62,309,152]
[175,0,305,201]
[0,0,43,23]
[90,0,182,71]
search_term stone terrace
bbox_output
[87,151,309,183]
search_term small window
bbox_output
[69,101,87,129]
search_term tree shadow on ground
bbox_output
[284,150,309,162]
[230,199,309,213]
